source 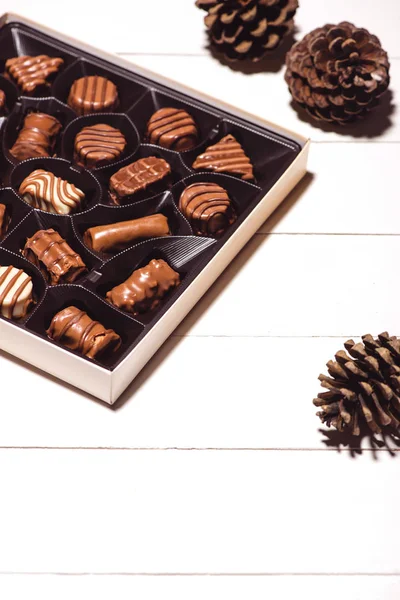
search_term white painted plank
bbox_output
[0,449,398,573]
[1,575,400,600]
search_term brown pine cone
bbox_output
[196,0,298,62]
[314,333,400,437]
[285,22,390,124]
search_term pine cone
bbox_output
[196,0,298,62]
[285,22,390,124]
[314,333,400,437]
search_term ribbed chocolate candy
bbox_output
[192,134,254,181]
[23,229,87,285]
[19,169,85,215]
[109,157,171,204]
[74,123,127,168]
[0,203,10,239]
[0,265,33,320]
[146,107,198,151]
[10,112,62,162]
[179,182,236,236]
[68,76,119,115]
[0,89,6,114]
[5,55,64,93]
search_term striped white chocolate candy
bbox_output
[0,265,34,320]
[19,169,85,215]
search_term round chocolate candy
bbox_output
[0,265,34,320]
[67,76,119,115]
[146,107,198,151]
[179,182,236,237]
[74,123,127,168]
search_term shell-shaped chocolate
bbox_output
[10,112,63,162]
[0,265,33,320]
[5,55,64,93]
[74,123,127,168]
[19,169,85,215]
[146,107,198,151]
[179,181,236,237]
[192,134,254,181]
[67,76,119,115]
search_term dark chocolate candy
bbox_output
[109,157,171,204]
[146,107,198,151]
[19,169,85,215]
[9,112,63,162]
[67,76,119,115]
[0,265,34,320]
[84,213,170,254]
[0,203,10,239]
[0,89,6,114]
[46,305,121,359]
[74,123,126,168]
[106,258,180,315]
[5,55,64,93]
[23,229,87,285]
[192,134,254,181]
[179,182,236,237]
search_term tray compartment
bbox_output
[0,187,32,240]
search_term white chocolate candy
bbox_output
[19,169,85,215]
[0,265,34,320]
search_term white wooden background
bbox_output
[0,1,399,598]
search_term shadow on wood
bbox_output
[319,426,400,459]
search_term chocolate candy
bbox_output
[106,258,180,315]
[10,112,63,162]
[146,107,198,151]
[5,55,64,94]
[109,157,171,204]
[23,229,87,285]
[84,213,170,254]
[19,169,85,215]
[74,123,126,168]
[0,265,34,320]
[67,76,119,115]
[46,305,121,360]
[0,203,10,239]
[179,182,236,237]
[0,89,6,114]
[192,134,254,181]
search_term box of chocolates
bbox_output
[0,13,310,404]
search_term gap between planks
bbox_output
[0,447,396,452]
[1,572,399,576]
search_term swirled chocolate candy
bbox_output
[74,123,126,168]
[109,157,171,204]
[192,134,254,181]
[5,55,64,94]
[84,213,170,254]
[23,229,87,285]
[19,169,85,215]
[47,305,121,360]
[10,112,62,162]
[179,182,236,237]
[146,107,198,151]
[67,76,119,115]
[106,258,180,315]
[0,203,10,239]
[0,89,6,115]
[0,265,34,320]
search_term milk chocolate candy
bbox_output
[146,107,198,151]
[0,204,10,239]
[84,213,170,254]
[5,55,64,94]
[10,112,63,162]
[67,76,119,115]
[192,134,254,181]
[74,123,126,168]
[19,169,85,215]
[106,258,180,315]
[47,305,121,360]
[179,182,236,237]
[109,157,171,204]
[0,89,6,114]
[0,265,34,320]
[23,229,87,285]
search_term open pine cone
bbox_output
[314,333,400,437]
[196,0,299,62]
[285,22,390,123]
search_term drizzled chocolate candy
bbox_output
[179,182,236,237]
[10,112,63,162]
[0,203,10,239]
[84,213,170,254]
[192,134,254,181]
[5,55,64,93]
[146,107,198,151]
[47,306,121,360]
[106,258,180,315]
[0,265,34,320]
[0,89,6,115]
[68,76,119,115]
[19,169,85,215]
[109,157,171,204]
[23,229,87,285]
[74,123,126,168]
